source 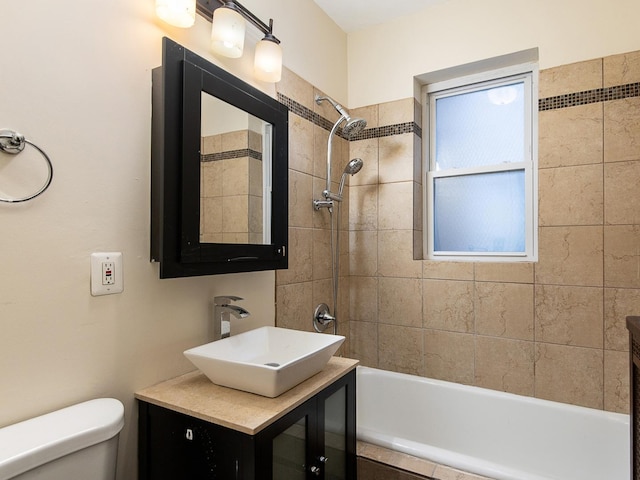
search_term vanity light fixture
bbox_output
[156,0,283,82]
[210,1,282,82]
[155,0,197,28]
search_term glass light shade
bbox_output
[211,7,245,58]
[254,39,282,83]
[155,0,196,28]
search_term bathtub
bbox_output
[356,366,630,480]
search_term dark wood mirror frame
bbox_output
[151,37,289,278]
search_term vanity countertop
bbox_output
[135,356,358,435]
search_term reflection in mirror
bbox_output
[200,92,272,245]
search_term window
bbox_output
[423,62,538,262]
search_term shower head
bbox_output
[343,157,363,175]
[315,95,367,138]
[342,117,367,137]
[337,158,364,197]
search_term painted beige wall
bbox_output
[347,0,640,107]
[0,1,344,479]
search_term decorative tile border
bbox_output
[539,81,640,111]
[277,93,422,140]
[279,79,640,138]
[201,148,262,162]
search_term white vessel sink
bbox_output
[184,326,344,397]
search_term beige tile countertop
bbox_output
[135,356,358,435]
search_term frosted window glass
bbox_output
[433,170,525,253]
[435,82,524,170]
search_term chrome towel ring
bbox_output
[0,129,53,203]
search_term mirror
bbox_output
[151,38,289,278]
[200,93,271,245]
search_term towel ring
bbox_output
[0,129,53,203]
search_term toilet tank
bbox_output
[0,398,124,480]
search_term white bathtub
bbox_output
[356,366,630,480]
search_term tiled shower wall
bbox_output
[276,49,640,413]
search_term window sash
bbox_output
[424,69,537,262]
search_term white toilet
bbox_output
[0,398,124,480]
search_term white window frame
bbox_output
[422,62,538,262]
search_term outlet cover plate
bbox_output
[91,252,123,296]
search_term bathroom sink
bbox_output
[184,326,345,397]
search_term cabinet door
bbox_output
[316,370,356,480]
[139,403,243,480]
[256,399,318,480]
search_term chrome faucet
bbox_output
[213,296,250,340]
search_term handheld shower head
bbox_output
[337,158,364,197]
[315,95,367,138]
[344,157,364,175]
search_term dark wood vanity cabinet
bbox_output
[138,370,356,480]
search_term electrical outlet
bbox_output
[91,252,123,296]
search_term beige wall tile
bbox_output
[221,130,248,151]
[535,285,604,348]
[604,97,640,163]
[604,160,640,225]
[201,134,222,154]
[424,280,474,333]
[604,349,630,414]
[350,230,378,276]
[538,164,603,226]
[202,197,222,234]
[276,282,313,331]
[378,277,423,327]
[538,103,603,168]
[350,321,378,368]
[222,157,249,196]
[289,114,314,175]
[277,67,314,110]
[312,176,333,230]
[379,98,415,126]
[604,287,640,351]
[276,228,312,286]
[604,50,640,87]
[379,133,415,183]
[539,59,602,98]
[351,104,379,129]
[475,336,534,396]
[201,161,223,197]
[222,195,248,233]
[378,324,424,376]
[424,330,475,385]
[379,182,414,230]
[349,184,378,230]
[604,225,640,288]
[350,276,378,322]
[349,138,379,186]
[474,262,533,283]
[378,230,422,278]
[534,343,603,409]
[312,228,331,280]
[535,226,603,286]
[289,169,313,228]
[475,282,534,340]
[424,260,475,281]
[314,124,330,180]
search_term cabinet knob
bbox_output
[310,465,321,476]
[318,455,328,463]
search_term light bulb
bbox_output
[211,6,245,58]
[155,0,196,28]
